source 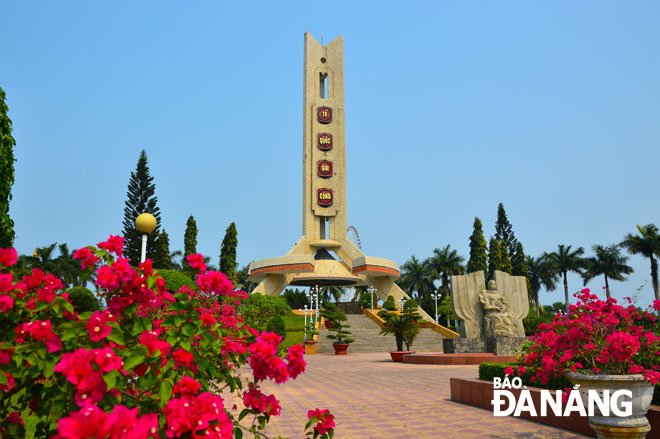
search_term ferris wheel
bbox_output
[347,225,362,250]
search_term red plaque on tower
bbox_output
[317,107,332,124]
[317,189,333,206]
[317,133,333,151]
[317,160,333,178]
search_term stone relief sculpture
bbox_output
[451,270,528,338]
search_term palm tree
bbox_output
[525,255,558,316]
[544,244,586,312]
[581,244,633,299]
[428,245,465,298]
[398,255,433,302]
[621,224,660,302]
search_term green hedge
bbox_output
[157,269,197,294]
[67,287,101,313]
[479,362,660,405]
[266,315,286,340]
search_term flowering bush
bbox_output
[0,237,334,438]
[523,288,660,386]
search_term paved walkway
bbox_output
[248,352,589,438]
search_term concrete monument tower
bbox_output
[248,34,443,325]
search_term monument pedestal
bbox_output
[443,337,527,357]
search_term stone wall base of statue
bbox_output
[447,270,529,356]
[443,336,528,356]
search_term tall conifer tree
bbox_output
[511,242,528,277]
[487,237,502,281]
[494,203,518,258]
[122,150,161,265]
[467,217,488,274]
[0,87,16,248]
[219,222,238,283]
[182,215,198,269]
[499,242,513,274]
[152,230,172,269]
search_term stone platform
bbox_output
[403,352,517,365]
[443,336,528,356]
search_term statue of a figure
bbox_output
[479,280,513,338]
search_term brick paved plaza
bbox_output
[249,353,589,439]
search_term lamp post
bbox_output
[398,297,407,311]
[135,213,157,263]
[308,286,319,325]
[368,286,376,312]
[430,290,441,324]
[302,306,307,342]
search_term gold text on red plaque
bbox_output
[317,160,333,178]
[317,189,333,206]
[317,133,333,151]
[317,107,332,124]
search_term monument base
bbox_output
[443,337,527,357]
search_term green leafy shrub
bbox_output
[239,293,292,329]
[358,292,372,310]
[323,305,354,344]
[156,269,197,294]
[282,288,308,309]
[479,362,571,390]
[378,298,421,351]
[66,286,100,313]
[382,295,396,311]
[266,315,286,340]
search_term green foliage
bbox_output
[522,307,552,336]
[544,244,586,311]
[358,292,372,310]
[499,242,512,275]
[157,269,197,294]
[478,362,572,391]
[66,286,101,313]
[239,293,291,329]
[582,244,633,298]
[487,238,502,280]
[397,255,432,301]
[324,307,354,344]
[219,222,238,283]
[122,149,161,266]
[182,215,198,269]
[543,301,566,314]
[282,288,307,309]
[382,295,396,311]
[494,203,518,258]
[429,244,465,297]
[0,87,16,248]
[378,298,421,351]
[526,254,558,316]
[152,230,173,270]
[437,296,455,321]
[511,242,527,277]
[467,217,488,274]
[266,315,286,340]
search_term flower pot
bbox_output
[567,373,653,439]
[324,320,335,329]
[389,351,415,362]
[304,340,317,355]
[332,343,349,355]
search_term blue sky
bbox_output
[2,1,659,307]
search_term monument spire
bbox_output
[247,34,455,331]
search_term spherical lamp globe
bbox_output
[135,213,157,234]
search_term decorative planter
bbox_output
[390,351,415,362]
[324,320,335,329]
[304,340,317,355]
[567,372,653,439]
[332,343,349,355]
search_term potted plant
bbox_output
[320,302,337,329]
[522,288,660,438]
[324,306,355,355]
[303,320,319,354]
[378,296,421,362]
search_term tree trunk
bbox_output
[563,271,569,313]
[395,333,404,352]
[535,289,540,317]
[651,256,660,303]
[604,275,610,299]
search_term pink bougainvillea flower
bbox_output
[503,366,514,376]
[101,405,159,438]
[196,271,233,296]
[95,265,120,291]
[73,247,100,270]
[173,376,201,397]
[0,372,15,392]
[86,310,114,342]
[0,294,13,313]
[27,320,62,352]
[286,343,306,379]
[0,273,13,292]
[57,405,108,439]
[172,348,194,369]
[186,253,207,272]
[0,347,13,364]
[139,331,171,356]
[0,248,17,268]
[92,347,123,372]
[307,409,335,435]
[97,235,125,257]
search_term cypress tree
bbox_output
[0,88,16,248]
[511,242,528,277]
[152,230,172,269]
[494,203,518,257]
[487,237,502,281]
[182,215,198,269]
[219,222,238,282]
[499,242,513,274]
[122,150,161,266]
[466,217,488,274]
